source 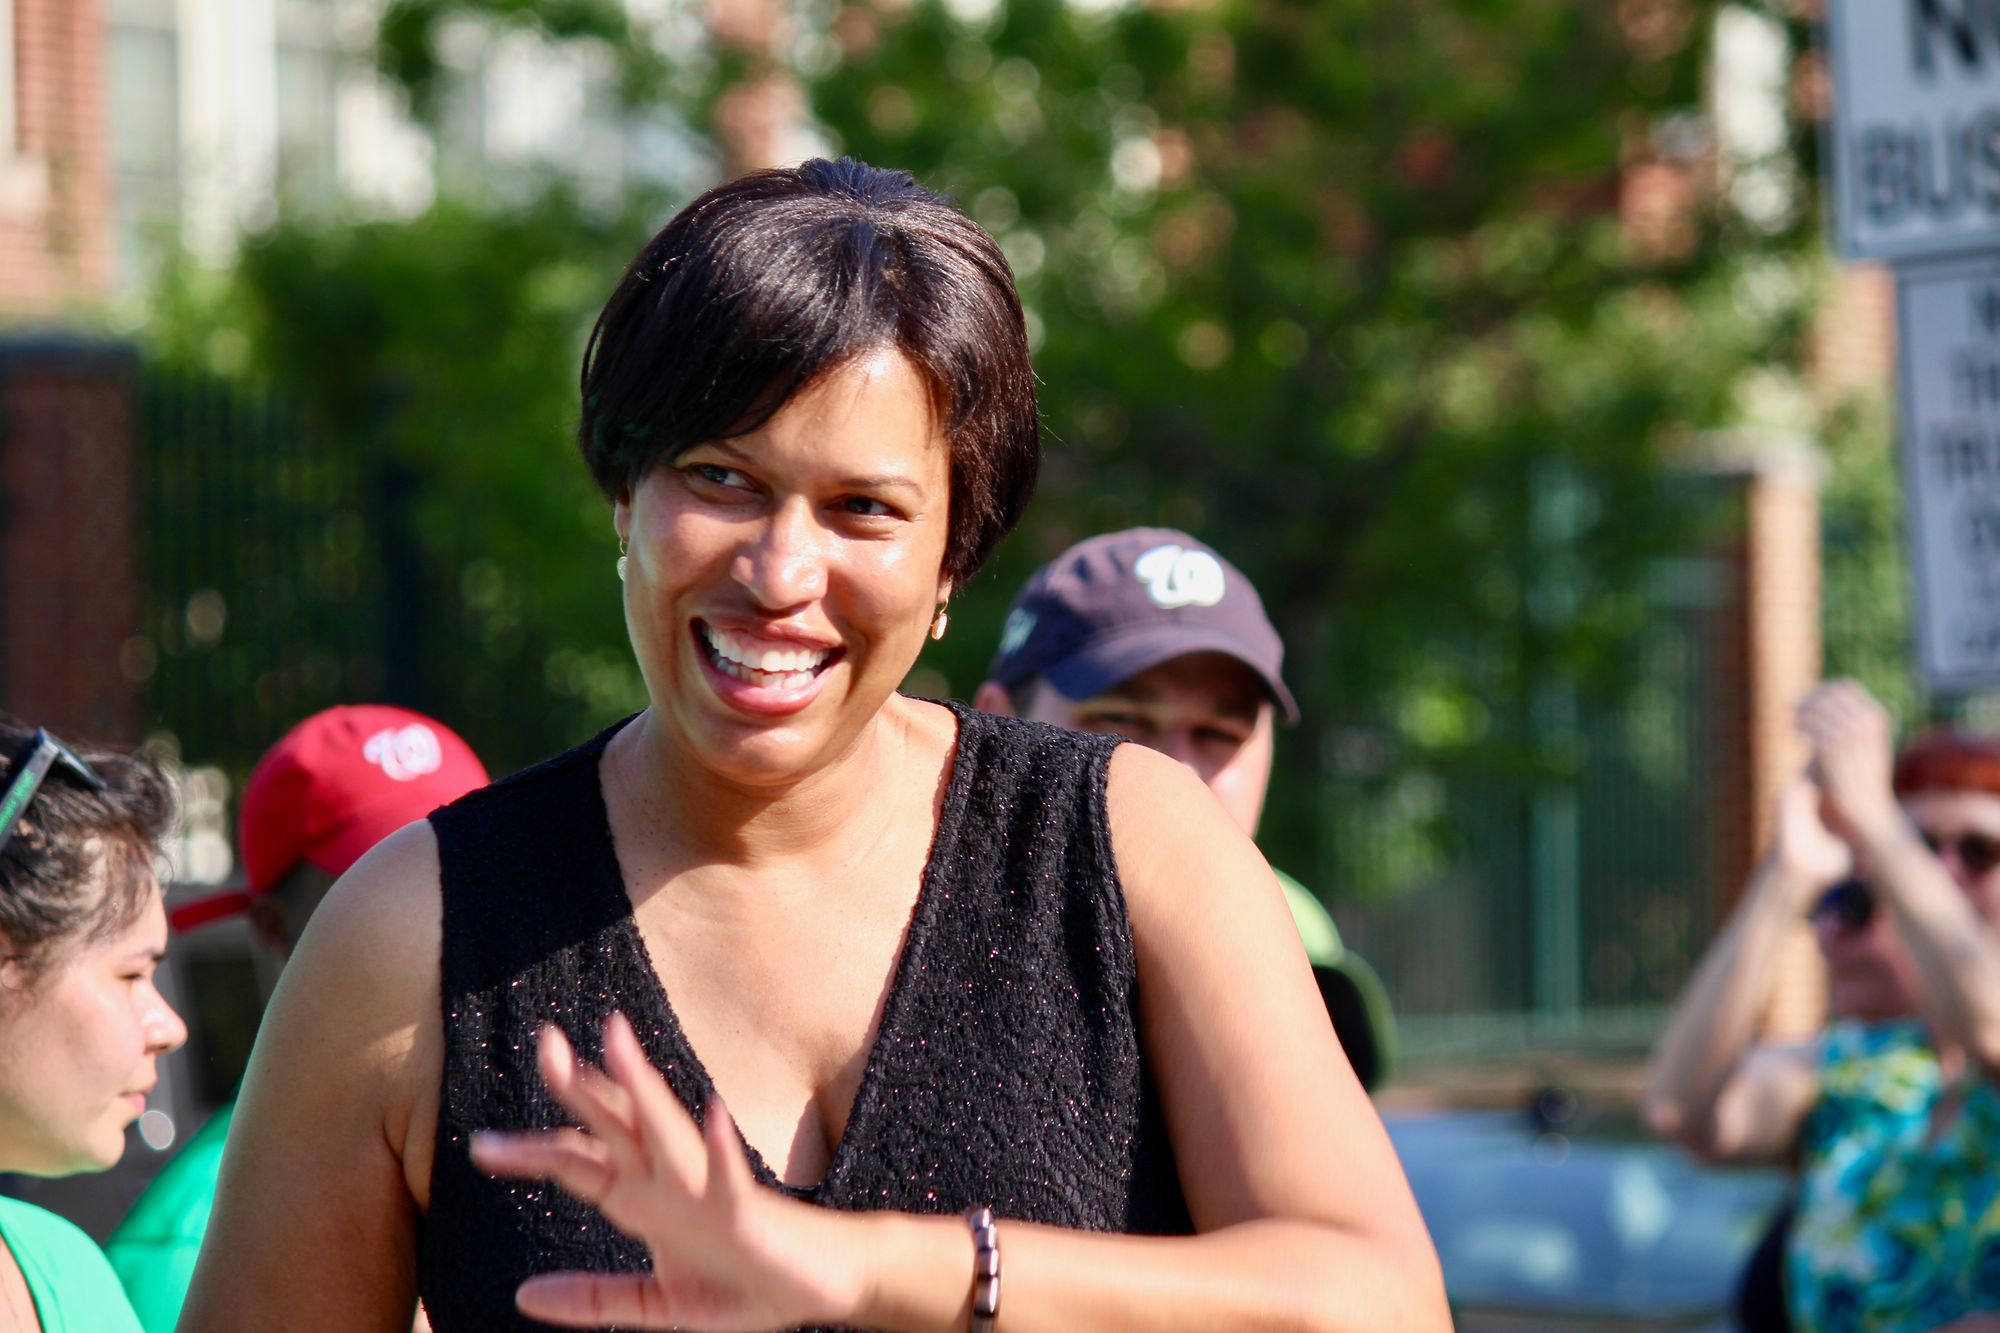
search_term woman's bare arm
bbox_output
[1088,742,1445,1327]
[1641,778,1834,1163]
[874,744,1452,1329]
[178,824,444,1332]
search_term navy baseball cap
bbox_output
[986,528,1300,723]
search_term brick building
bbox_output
[0,0,114,315]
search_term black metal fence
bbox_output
[133,364,1741,1066]
[135,368,387,787]
[1324,557,1735,1060]
[133,364,626,795]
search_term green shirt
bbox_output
[103,1101,235,1333]
[1789,1020,2000,1331]
[0,1194,143,1333]
[1277,870,1345,968]
[1275,869,1396,1089]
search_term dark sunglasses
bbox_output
[1810,877,1874,932]
[1920,830,2000,878]
[0,729,106,853]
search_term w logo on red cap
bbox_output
[362,725,444,782]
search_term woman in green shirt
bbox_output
[0,720,188,1331]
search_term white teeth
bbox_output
[708,657,815,691]
[701,625,830,684]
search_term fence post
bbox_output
[0,336,141,743]
[1528,461,1586,1032]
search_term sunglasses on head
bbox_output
[1919,829,2000,878]
[0,729,106,854]
[1810,877,1875,931]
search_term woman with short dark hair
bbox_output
[186,159,1445,1333]
[0,719,187,1331]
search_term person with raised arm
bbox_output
[1645,680,2000,1332]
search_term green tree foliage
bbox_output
[376,0,668,121]
[150,0,1829,897]
[790,0,1802,881]
[146,194,656,773]
[1821,390,1919,723]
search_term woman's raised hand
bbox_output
[470,1013,866,1331]
[1768,773,1855,899]
[1797,680,1902,850]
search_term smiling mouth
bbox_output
[695,621,844,690]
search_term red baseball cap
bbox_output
[169,706,489,931]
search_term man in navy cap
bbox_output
[976,527,1394,1088]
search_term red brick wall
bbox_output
[0,342,139,743]
[0,0,113,315]
[1811,262,1897,403]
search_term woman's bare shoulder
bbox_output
[886,693,964,785]
[286,818,443,1002]
[186,821,445,1326]
[248,818,444,1158]
[1101,742,1271,917]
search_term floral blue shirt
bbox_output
[1788,1019,2000,1332]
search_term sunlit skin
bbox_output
[1901,790,2000,924]
[611,347,953,803]
[0,879,186,1176]
[1809,790,2000,1026]
[1814,890,1925,1025]
[980,654,1276,837]
[1817,792,2000,1025]
[596,346,965,1187]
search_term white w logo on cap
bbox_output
[1134,544,1226,609]
[363,725,444,782]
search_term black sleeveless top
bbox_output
[417,701,1192,1331]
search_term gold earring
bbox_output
[929,603,949,641]
[616,538,628,583]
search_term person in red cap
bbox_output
[105,706,488,1333]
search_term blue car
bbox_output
[1386,1097,1789,1332]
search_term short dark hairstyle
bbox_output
[0,720,172,970]
[577,157,1039,585]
